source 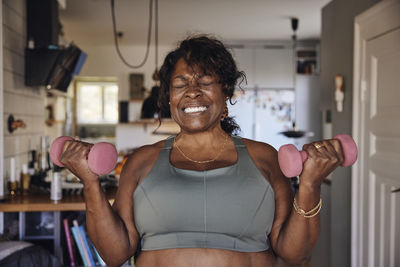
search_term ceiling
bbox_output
[59,0,331,46]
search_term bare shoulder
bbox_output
[120,139,166,185]
[240,138,284,185]
[241,138,278,158]
[241,138,278,168]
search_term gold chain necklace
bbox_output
[173,133,229,164]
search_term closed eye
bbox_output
[172,83,188,89]
[198,75,217,87]
[199,82,215,87]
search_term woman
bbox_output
[60,35,344,267]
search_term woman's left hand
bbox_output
[299,139,345,187]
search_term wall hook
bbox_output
[7,114,26,133]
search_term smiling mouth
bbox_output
[183,106,208,113]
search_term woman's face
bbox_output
[169,58,226,133]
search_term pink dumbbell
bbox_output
[50,136,118,175]
[278,134,358,177]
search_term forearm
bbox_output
[276,183,321,264]
[83,181,136,266]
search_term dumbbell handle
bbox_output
[278,134,358,177]
[50,136,118,175]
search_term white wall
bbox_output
[116,124,172,151]
[2,0,46,194]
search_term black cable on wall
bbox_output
[110,0,153,69]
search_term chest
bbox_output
[134,168,275,236]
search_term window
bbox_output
[76,80,118,124]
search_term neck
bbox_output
[173,127,231,165]
[176,127,228,147]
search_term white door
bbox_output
[352,1,400,267]
[0,0,4,234]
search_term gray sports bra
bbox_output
[134,135,275,252]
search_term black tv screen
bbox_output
[46,44,87,92]
[25,44,87,92]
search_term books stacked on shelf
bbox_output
[63,218,106,266]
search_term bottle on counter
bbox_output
[21,164,31,194]
[15,167,21,195]
[39,136,51,172]
[28,150,37,176]
[8,157,17,196]
[51,166,62,201]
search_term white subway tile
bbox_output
[3,92,18,114]
[4,70,24,93]
[3,2,24,35]
[31,116,46,134]
[3,26,24,55]
[4,135,30,157]
[3,48,24,76]
[3,0,25,18]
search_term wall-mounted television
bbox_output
[25,44,87,92]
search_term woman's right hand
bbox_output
[59,137,99,185]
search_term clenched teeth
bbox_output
[184,106,208,113]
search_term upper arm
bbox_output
[267,155,293,253]
[243,139,293,253]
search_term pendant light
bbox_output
[280,17,307,139]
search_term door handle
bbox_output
[392,188,400,193]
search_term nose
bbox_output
[185,82,202,98]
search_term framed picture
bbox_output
[129,73,145,99]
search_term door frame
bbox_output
[0,0,4,233]
[352,1,400,266]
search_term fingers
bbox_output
[60,139,92,165]
[328,138,345,165]
[302,143,319,158]
[61,140,73,154]
[303,139,344,167]
[320,140,341,168]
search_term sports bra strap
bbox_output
[232,135,245,147]
[163,135,175,150]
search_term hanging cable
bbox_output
[111,0,153,69]
[291,17,298,130]
[155,0,158,71]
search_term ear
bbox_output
[221,85,232,99]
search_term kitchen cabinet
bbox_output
[254,47,294,89]
[231,45,294,90]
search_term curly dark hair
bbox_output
[158,35,246,135]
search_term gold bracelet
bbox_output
[293,197,322,218]
[294,198,321,215]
